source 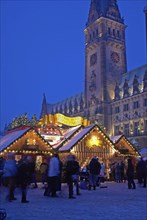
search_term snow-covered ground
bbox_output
[0,181,147,220]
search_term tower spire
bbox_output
[87,0,123,27]
[40,93,47,118]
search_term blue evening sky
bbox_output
[0,0,146,130]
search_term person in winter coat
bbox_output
[126,158,136,189]
[120,161,126,183]
[3,153,18,201]
[88,156,101,190]
[18,155,34,203]
[97,162,105,186]
[72,155,81,196]
[40,159,48,186]
[46,154,60,197]
[65,154,79,199]
[115,162,121,183]
[136,157,146,188]
[27,157,38,188]
[55,154,63,192]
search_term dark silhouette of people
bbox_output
[65,154,80,199]
[136,157,147,188]
[44,156,51,197]
[115,162,121,183]
[40,159,48,187]
[88,156,101,190]
[56,154,63,193]
[120,161,125,183]
[72,155,81,196]
[27,157,38,188]
[18,156,33,203]
[126,158,136,189]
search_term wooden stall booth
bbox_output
[0,127,55,180]
[56,124,118,178]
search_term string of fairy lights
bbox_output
[0,122,140,159]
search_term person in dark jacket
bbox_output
[27,157,38,188]
[18,156,33,203]
[120,161,126,183]
[126,158,136,189]
[136,157,146,188]
[65,154,79,199]
[40,159,48,186]
[56,154,63,192]
[72,155,81,196]
[88,156,101,190]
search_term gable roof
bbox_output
[58,124,116,152]
[111,135,140,157]
[63,125,82,139]
[0,127,54,154]
[51,126,82,150]
[0,128,30,152]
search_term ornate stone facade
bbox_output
[40,0,147,149]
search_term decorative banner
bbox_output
[55,114,84,127]
[38,114,90,127]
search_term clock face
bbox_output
[111,52,120,63]
[90,53,97,66]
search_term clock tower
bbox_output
[84,0,127,133]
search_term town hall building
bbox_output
[40,0,147,149]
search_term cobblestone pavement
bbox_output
[0,181,147,220]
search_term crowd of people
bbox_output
[0,153,147,203]
[109,158,147,189]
